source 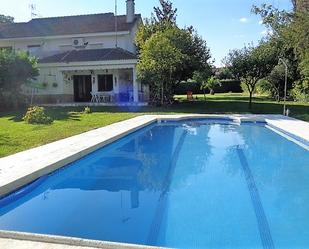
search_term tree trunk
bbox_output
[249,91,253,109]
[161,82,164,106]
[203,89,206,101]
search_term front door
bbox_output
[73,75,92,102]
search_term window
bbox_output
[98,74,113,92]
[27,45,41,56]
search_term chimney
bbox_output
[126,0,135,23]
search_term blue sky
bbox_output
[2,0,293,66]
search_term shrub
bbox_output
[23,106,53,124]
[175,79,242,95]
[84,106,91,114]
[214,79,242,93]
[175,81,203,95]
[291,79,309,102]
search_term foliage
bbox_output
[193,70,210,99]
[153,0,177,23]
[174,79,242,95]
[291,79,309,102]
[218,80,242,93]
[266,64,292,101]
[224,42,278,108]
[136,22,212,82]
[0,50,39,107]
[137,31,183,105]
[193,72,220,97]
[216,67,234,80]
[0,14,14,24]
[253,3,309,101]
[0,50,39,90]
[202,76,221,95]
[252,4,293,35]
[174,80,202,95]
[136,1,212,105]
[283,12,309,70]
[23,106,53,124]
[84,107,92,114]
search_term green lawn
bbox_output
[0,93,308,158]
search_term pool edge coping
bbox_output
[0,230,166,249]
[0,113,308,249]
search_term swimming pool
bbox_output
[0,119,308,248]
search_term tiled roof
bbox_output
[38,48,137,63]
[0,13,141,39]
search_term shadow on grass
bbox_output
[0,99,308,122]
[0,107,85,122]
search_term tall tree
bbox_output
[252,2,307,101]
[137,32,183,105]
[153,0,177,23]
[224,42,277,108]
[136,2,212,105]
[0,50,39,107]
[0,14,14,24]
[252,4,293,36]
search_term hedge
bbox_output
[174,79,242,95]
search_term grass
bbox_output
[0,93,308,157]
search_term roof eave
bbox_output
[0,31,131,41]
[38,59,138,67]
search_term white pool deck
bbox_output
[0,114,308,249]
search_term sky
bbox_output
[1,0,293,66]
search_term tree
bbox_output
[193,70,212,100]
[217,67,233,80]
[262,64,293,101]
[0,14,14,24]
[203,76,220,95]
[137,32,183,105]
[252,4,293,36]
[153,0,177,24]
[136,2,212,105]
[136,24,212,105]
[224,42,277,108]
[252,2,309,101]
[0,50,39,107]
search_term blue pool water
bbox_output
[0,119,309,249]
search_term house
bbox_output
[0,0,149,105]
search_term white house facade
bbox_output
[0,0,149,105]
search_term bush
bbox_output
[291,79,309,102]
[174,81,202,95]
[256,79,272,96]
[175,79,242,95]
[84,106,91,114]
[23,106,53,124]
[214,80,242,93]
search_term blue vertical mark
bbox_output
[147,130,188,246]
[236,146,275,249]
